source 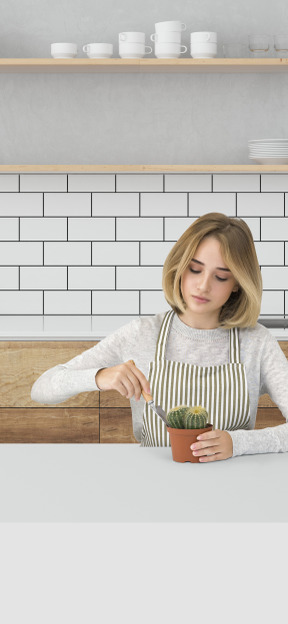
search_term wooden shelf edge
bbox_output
[0,58,288,73]
[1,164,288,173]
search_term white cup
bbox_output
[155,42,187,58]
[119,31,145,43]
[150,31,182,43]
[155,20,186,32]
[51,42,77,58]
[83,43,113,58]
[190,31,217,43]
[190,42,217,58]
[119,42,152,58]
[248,34,270,56]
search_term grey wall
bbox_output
[1,0,288,164]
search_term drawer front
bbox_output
[0,341,99,408]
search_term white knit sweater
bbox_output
[31,311,288,457]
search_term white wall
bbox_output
[0,171,287,335]
[0,0,288,164]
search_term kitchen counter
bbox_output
[0,316,287,340]
[0,444,287,522]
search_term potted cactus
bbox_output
[167,405,213,463]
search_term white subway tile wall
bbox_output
[0,173,287,330]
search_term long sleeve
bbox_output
[229,329,288,457]
[31,321,135,404]
[31,314,164,407]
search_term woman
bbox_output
[31,212,288,461]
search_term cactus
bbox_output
[167,405,208,429]
[166,405,187,428]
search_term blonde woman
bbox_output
[31,213,288,461]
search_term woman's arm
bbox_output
[230,331,288,457]
[31,319,141,405]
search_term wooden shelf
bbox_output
[1,164,288,173]
[1,58,288,73]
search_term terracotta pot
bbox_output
[167,424,213,463]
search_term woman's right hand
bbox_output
[95,360,151,401]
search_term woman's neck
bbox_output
[178,311,220,330]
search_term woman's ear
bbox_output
[232,284,239,293]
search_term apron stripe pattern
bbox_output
[141,310,250,447]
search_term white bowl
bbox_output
[151,31,182,43]
[119,32,145,43]
[190,42,217,52]
[52,53,77,58]
[190,31,217,43]
[155,42,187,52]
[87,52,113,58]
[155,20,186,32]
[119,42,152,58]
[190,42,217,58]
[191,52,217,58]
[51,43,77,58]
[83,43,113,58]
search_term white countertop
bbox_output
[0,315,287,340]
[0,444,287,522]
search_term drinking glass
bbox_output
[248,34,270,57]
[274,34,288,57]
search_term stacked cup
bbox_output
[118,32,152,58]
[190,31,217,58]
[151,20,187,58]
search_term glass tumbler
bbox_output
[248,34,270,57]
[274,34,288,57]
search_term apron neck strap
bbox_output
[229,327,240,363]
[155,310,175,360]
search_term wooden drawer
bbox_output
[0,341,99,407]
[100,408,137,443]
[100,390,130,408]
[0,407,99,443]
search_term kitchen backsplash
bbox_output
[0,172,287,336]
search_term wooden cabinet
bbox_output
[0,340,286,442]
[0,341,100,443]
[0,340,137,443]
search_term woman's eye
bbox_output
[216,276,228,282]
[189,268,200,273]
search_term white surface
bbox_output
[0,315,287,340]
[0,443,287,522]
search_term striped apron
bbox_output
[141,309,250,447]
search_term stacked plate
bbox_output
[248,139,288,164]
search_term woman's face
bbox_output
[179,236,239,329]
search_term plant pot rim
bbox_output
[167,423,213,435]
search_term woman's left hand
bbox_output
[190,429,233,462]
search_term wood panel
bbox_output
[255,408,285,430]
[100,390,130,408]
[258,393,277,408]
[0,408,99,443]
[1,57,288,74]
[100,408,137,443]
[278,341,288,357]
[0,341,99,407]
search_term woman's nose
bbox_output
[197,273,211,292]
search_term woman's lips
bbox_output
[192,295,210,303]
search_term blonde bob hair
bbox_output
[162,212,262,328]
